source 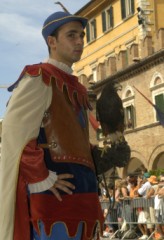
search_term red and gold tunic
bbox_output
[2,62,104,240]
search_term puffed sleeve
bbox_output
[0,70,60,240]
[1,73,57,193]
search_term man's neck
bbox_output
[45,58,73,75]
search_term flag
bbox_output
[133,85,164,127]
[89,112,100,130]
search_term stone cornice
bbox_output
[89,49,164,92]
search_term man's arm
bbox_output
[2,74,74,200]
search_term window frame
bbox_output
[92,67,97,82]
[86,18,97,43]
[102,6,114,33]
[122,86,136,130]
[124,104,135,129]
[150,72,164,124]
[121,0,135,20]
[152,88,164,123]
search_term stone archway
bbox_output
[149,144,164,170]
[116,158,146,178]
[126,157,146,175]
[100,149,149,180]
[126,150,147,174]
[152,153,164,169]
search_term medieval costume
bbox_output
[0,58,104,240]
[0,11,131,240]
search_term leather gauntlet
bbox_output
[92,141,131,175]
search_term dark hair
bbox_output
[51,27,60,38]
[48,28,60,54]
[129,177,137,186]
[128,173,134,177]
[128,173,138,179]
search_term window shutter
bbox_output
[86,24,90,43]
[155,94,164,120]
[123,107,127,129]
[102,11,106,32]
[130,105,135,128]
[110,6,114,27]
[131,0,135,14]
[93,19,97,39]
[121,0,126,19]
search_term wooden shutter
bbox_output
[86,24,90,43]
[130,105,135,128]
[93,19,97,39]
[102,11,106,32]
[131,0,135,14]
[123,107,127,129]
[155,94,164,120]
[121,0,126,19]
[110,6,114,27]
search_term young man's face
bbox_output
[48,21,85,67]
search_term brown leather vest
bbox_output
[42,77,95,171]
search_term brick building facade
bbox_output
[73,0,164,178]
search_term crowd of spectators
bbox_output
[100,172,164,240]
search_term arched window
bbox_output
[150,72,164,123]
[122,86,135,129]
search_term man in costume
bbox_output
[0,11,130,240]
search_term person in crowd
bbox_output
[115,179,129,200]
[142,169,150,179]
[128,176,139,199]
[103,183,115,238]
[154,176,164,240]
[137,174,151,197]
[124,176,139,234]
[126,173,134,193]
[146,175,159,198]
[115,179,129,228]
[137,174,153,240]
[146,175,159,239]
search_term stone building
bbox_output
[73,0,164,177]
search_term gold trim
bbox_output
[42,15,87,30]
[36,219,102,239]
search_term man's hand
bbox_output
[49,173,75,201]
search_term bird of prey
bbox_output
[96,81,125,137]
[92,80,131,175]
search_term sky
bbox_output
[0,0,90,118]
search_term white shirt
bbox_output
[138,181,151,197]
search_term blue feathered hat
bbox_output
[42,11,88,43]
